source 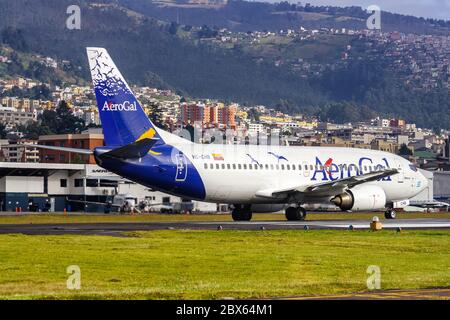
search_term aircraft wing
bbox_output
[255,168,398,199]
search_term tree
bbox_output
[399,143,413,156]
[146,102,168,130]
[40,109,59,130]
[3,86,25,97]
[1,27,28,51]
[86,123,101,129]
[168,22,178,35]
[0,123,7,139]
[143,71,170,90]
[323,102,376,124]
[20,121,53,140]
[25,61,59,85]
[247,108,261,122]
[184,123,195,142]
[72,154,86,164]
[30,84,52,100]
[275,100,298,115]
[5,52,24,76]
[33,101,85,136]
[20,101,86,139]
[197,25,218,38]
[54,100,85,134]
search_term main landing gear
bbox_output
[285,206,307,221]
[384,209,397,220]
[231,205,253,221]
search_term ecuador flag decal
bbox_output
[212,153,224,161]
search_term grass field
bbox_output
[0,212,449,225]
[0,229,449,299]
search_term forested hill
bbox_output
[0,0,449,130]
[0,0,319,105]
[119,0,450,35]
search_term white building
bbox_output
[0,105,37,126]
[0,162,219,213]
[373,118,390,128]
[0,140,39,163]
[248,123,264,134]
[82,111,100,126]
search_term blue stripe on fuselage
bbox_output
[96,144,206,201]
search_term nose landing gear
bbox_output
[384,209,397,219]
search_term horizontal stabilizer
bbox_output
[100,138,159,160]
[1,144,93,155]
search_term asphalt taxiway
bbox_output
[0,218,449,236]
[278,287,450,300]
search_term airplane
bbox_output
[30,47,429,221]
[407,200,450,212]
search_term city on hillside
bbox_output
[0,73,449,173]
[193,26,450,91]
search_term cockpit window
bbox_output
[409,164,418,172]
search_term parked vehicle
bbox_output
[159,202,194,214]
[113,194,137,213]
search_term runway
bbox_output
[1,218,450,236]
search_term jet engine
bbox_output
[331,185,387,211]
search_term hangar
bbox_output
[0,162,217,213]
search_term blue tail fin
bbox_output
[87,47,163,147]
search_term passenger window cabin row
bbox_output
[203,163,383,172]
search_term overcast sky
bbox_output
[263,0,450,20]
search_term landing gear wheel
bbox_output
[285,207,307,221]
[231,206,253,221]
[385,209,396,220]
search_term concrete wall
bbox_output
[0,176,43,193]
[48,170,70,195]
[70,169,116,196]
[434,171,450,200]
[0,193,28,211]
[410,169,434,202]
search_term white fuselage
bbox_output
[170,141,428,205]
[86,47,428,212]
